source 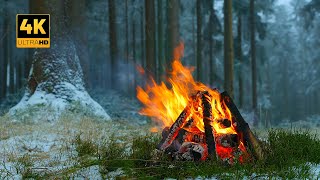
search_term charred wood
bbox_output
[159,92,202,150]
[218,118,231,128]
[216,134,239,148]
[220,91,264,160]
[201,91,216,156]
[159,104,192,150]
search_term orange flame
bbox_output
[136,42,246,161]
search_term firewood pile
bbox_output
[156,91,264,164]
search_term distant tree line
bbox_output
[0,0,319,127]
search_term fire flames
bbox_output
[136,42,247,162]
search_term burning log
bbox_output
[137,51,264,164]
[175,142,208,161]
[220,91,264,160]
[217,119,231,128]
[216,134,239,148]
[157,118,196,154]
[158,92,202,150]
[156,90,264,163]
[201,91,216,157]
[158,106,191,150]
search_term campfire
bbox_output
[137,43,263,164]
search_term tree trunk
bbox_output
[250,0,258,126]
[9,0,110,122]
[125,0,130,91]
[66,0,89,89]
[9,25,14,94]
[223,0,234,98]
[157,0,164,82]
[17,60,23,90]
[196,0,202,82]
[108,0,118,89]
[26,1,35,81]
[140,6,145,68]
[192,7,196,69]
[237,13,243,108]
[208,0,215,85]
[167,0,180,67]
[125,0,129,59]
[145,0,156,78]
[132,0,137,95]
[1,0,9,99]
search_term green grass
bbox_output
[100,129,320,179]
[47,129,320,179]
[73,133,98,157]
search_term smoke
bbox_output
[111,57,147,95]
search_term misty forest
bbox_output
[0,0,320,179]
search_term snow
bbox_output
[310,163,320,178]
[0,118,146,179]
[70,165,103,179]
[9,82,111,122]
[107,168,124,179]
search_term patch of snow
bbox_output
[8,82,111,122]
[310,163,320,178]
[107,168,124,179]
[70,165,103,179]
[0,133,62,162]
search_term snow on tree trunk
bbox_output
[9,37,111,122]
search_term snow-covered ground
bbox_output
[0,115,148,179]
[0,88,149,178]
[1,90,320,179]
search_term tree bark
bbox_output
[208,0,215,85]
[132,0,137,94]
[125,0,129,59]
[10,0,110,121]
[1,0,9,99]
[167,0,180,67]
[17,60,23,90]
[125,0,129,91]
[223,0,234,98]
[108,0,118,89]
[140,6,145,68]
[192,7,196,69]
[237,13,243,108]
[157,0,164,82]
[27,0,81,94]
[145,0,156,78]
[250,0,258,126]
[196,0,202,82]
[9,25,14,94]
[66,0,89,88]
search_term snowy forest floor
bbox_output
[1,90,320,179]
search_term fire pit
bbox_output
[156,90,263,164]
[137,43,264,164]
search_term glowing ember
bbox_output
[136,42,248,162]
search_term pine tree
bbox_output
[108,0,118,89]
[223,0,234,98]
[196,0,202,81]
[250,0,258,126]
[145,0,156,78]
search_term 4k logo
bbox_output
[16,14,50,48]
